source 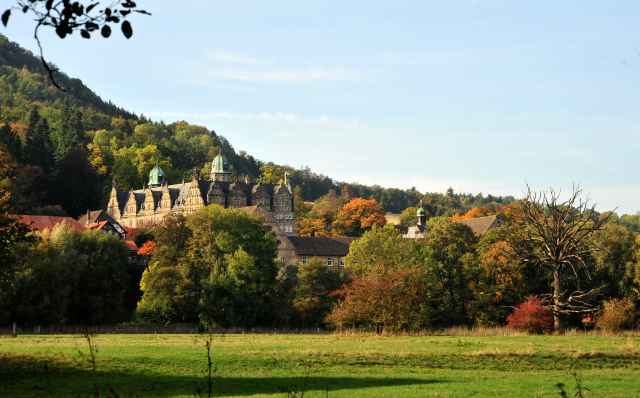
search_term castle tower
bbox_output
[148,159,166,188]
[210,152,231,182]
[416,201,427,232]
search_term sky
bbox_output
[2,1,639,213]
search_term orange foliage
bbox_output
[332,198,386,237]
[452,204,524,223]
[296,217,334,237]
[138,240,157,256]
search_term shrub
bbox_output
[506,296,553,334]
[596,298,636,332]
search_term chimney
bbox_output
[86,210,90,225]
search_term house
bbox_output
[80,210,127,239]
[279,236,357,273]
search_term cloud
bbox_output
[208,50,264,64]
[210,67,360,83]
[143,110,363,129]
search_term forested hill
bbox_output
[0,34,137,120]
[0,33,519,219]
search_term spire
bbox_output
[284,172,290,186]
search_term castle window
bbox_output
[327,258,333,267]
[339,258,345,267]
[281,257,285,264]
[302,257,307,264]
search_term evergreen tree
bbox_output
[70,107,84,144]
[55,97,74,160]
[0,123,22,161]
[31,118,53,172]
[25,105,40,150]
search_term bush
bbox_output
[596,298,636,332]
[506,296,553,334]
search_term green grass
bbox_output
[2,332,640,397]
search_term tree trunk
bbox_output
[553,267,565,335]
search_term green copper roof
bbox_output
[148,160,166,186]
[417,203,426,217]
[211,153,230,174]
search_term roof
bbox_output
[124,240,139,252]
[11,215,87,234]
[78,209,117,226]
[239,205,259,215]
[287,236,357,257]
[148,160,166,186]
[211,153,230,174]
[454,215,505,236]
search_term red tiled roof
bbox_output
[124,240,139,252]
[10,215,87,234]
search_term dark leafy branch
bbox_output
[1,0,150,91]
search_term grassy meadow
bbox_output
[1,330,640,397]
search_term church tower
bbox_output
[210,152,231,182]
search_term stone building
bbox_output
[105,153,296,237]
[278,236,357,274]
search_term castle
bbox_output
[106,153,297,237]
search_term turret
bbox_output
[148,158,166,187]
[209,152,231,182]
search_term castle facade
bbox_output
[106,153,297,236]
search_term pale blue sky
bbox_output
[3,1,639,213]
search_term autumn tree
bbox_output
[332,198,387,237]
[259,164,285,184]
[326,267,431,333]
[507,185,613,334]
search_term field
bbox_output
[2,331,640,397]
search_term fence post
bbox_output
[12,322,17,338]
[317,328,320,334]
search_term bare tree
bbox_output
[507,184,613,334]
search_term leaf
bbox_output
[81,29,90,39]
[22,6,28,13]
[85,22,98,31]
[86,3,98,13]
[46,0,54,10]
[121,20,132,39]
[101,25,111,38]
[1,10,9,27]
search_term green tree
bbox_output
[138,206,279,327]
[592,224,640,302]
[0,123,22,161]
[423,221,479,325]
[344,224,426,276]
[291,258,347,327]
[5,222,130,326]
